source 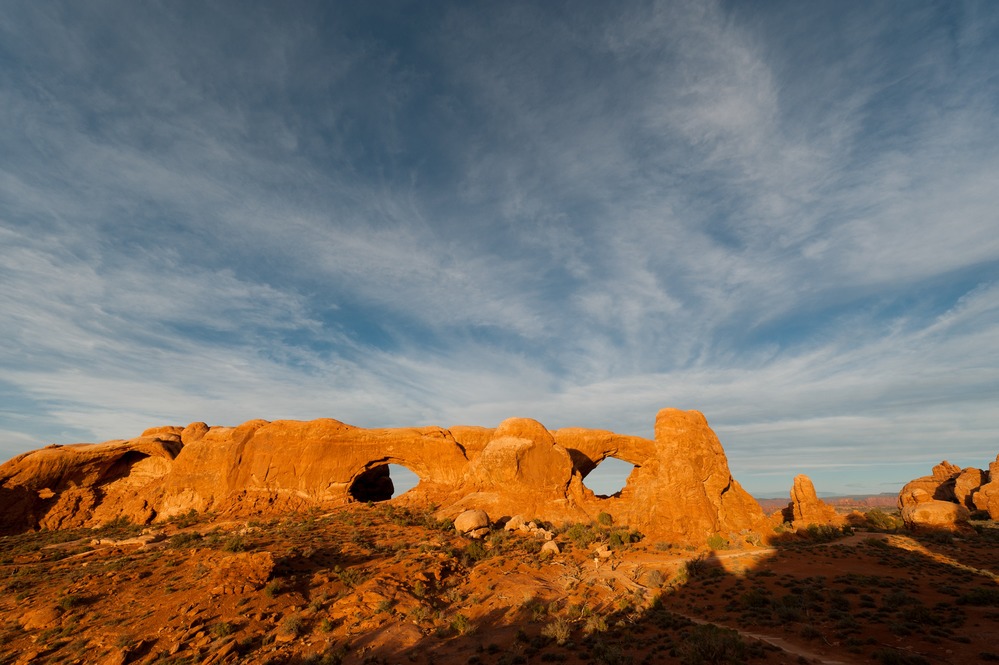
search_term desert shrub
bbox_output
[407,605,430,622]
[608,532,624,548]
[800,624,822,640]
[957,587,999,607]
[263,579,284,598]
[412,580,427,598]
[212,621,234,638]
[541,616,572,645]
[644,569,666,588]
[679,624,746,664]
[462,540,489,565]
[920,530,953,544]
[597,512,614,526]
[865,509,904,532]
[304,644,349,665]
[57,594,85,612]
[872,648,930,665]
[882,591,918,610]
[584,614,608,634]
[168,532,203,549]
[793,523,844,543]
[450,613,474,635]
[677,554,712,582]
[565,523,598,548]
[222,535,248,552]
[739,588,770,609]
[332,565,364,587]
[488,529,510,550]
[706,533,728,550]
[773,594,804,623]
[282,615,304,636]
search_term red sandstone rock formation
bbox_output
[899,488,971,531]
[781,474,842,526]
[973,454,999,519]
[0,408,768,545]
[953,467,985,510]
[898,455,998,523]
[0,436,181,532]
[898,460,961,509]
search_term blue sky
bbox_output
[1,1,997,497]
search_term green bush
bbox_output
[565,523,598,548]
[168,532,204,549]
[597,512,614,526]
[865,508,904,532]
[450,613,473,635]
[706,533,728,550]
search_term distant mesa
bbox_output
[897,456,999,530]
[0,408,769,545]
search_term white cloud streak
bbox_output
[0,1,997,496]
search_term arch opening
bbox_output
[581,457,636,499]
[348,463,422,502]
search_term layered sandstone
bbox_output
[0,408,769,544]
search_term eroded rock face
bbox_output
[900,488,971,530]
[898,456,998,523]
[973,454,999,519]
[0,408,768,545]
[781,474,841,526]
[0,437,181,533]
[954,468,985,510]
[898,460,961,509]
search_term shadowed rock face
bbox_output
[0,408,769,544]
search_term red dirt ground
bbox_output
[1,503,997,665]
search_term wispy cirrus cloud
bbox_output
[1,0,997,496]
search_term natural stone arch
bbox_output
[554,428,656,477]
[579,456,639,499]
[346,457,425,503]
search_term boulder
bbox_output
[901,491,971,531]
[504,515,527,532]
[540,540,560,556]
[453,509,490,539]
[954,467,985,510]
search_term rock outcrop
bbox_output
[973,454,999,519]
[781,474,841,526]
[898,456,998,524]
[899,488,971,531]
[0,407,769,545]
